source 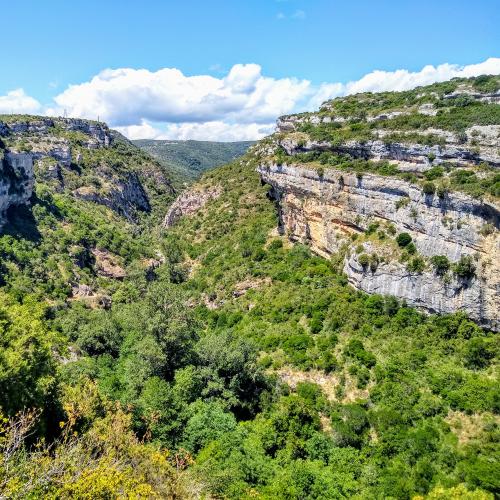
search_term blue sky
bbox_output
[0,0,499,140]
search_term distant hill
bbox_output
[133,139,255,184]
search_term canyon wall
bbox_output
[258,163,499,330]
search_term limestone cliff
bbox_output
[0,115,174,224]
[256,76,500,329]
[0,151,35,227]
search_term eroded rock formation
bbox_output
[258,163,499,329]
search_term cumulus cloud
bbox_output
[342,57,500,95]
[50,64,310,128]
[0,89,42,114]
[0,58,499,140]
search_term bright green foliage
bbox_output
[0,293,58,416]
[0,103,498,499]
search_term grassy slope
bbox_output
[134,139,255,184]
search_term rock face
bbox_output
[258,163,499,330]
[164,185,222,227]
[0,115,173,224]
[256,76,500,329]
[0,152,35,227]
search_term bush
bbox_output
[464,337,496,370]
[479,224,494,237]
[358,254,370,267]
[396,232,412,247]
[425,166,445,181]
[430,255,450,275]
[407,256,426,273]
[395,197,410,210]
[406,242,417,255]
[422,182,436,195]
[369,254,379,272]
[344,339,376,368]
[453,255,476,279]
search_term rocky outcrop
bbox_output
[0,151,35,227]
[258,163,499,330]
[277,130,500,168]
[0,116,171,223]
[0,117,113,148]
[163,185,222,227]
[74,172,150,221]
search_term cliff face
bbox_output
[0,152,35,227]
[258,164,499,329]
[0,116,174,224]
[256,76,500,329]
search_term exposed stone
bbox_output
[91,248,127,279]
[163,185,222,227]
[0,152,35,227]
[258,163,499,330]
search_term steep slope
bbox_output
[0,114,175,303]
[255,75,500,330]
[160,137,498,498]
[0,79,498,499]
[134,139,255,183]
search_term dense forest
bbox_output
[0,78,498,499]
[133,139,254,184]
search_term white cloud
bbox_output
[342,57,500,95]
[50,64,311,129]
[0,58,499,141]
[0,88,42,114]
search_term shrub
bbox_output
[464,337,496,370]
[436,183,449,199]
[407,256,426,273]
[422,182,436,195]
[424,166,445,180]
[453,255,476,279]
[406,242,417,255]
[344,339,376,368]
[386,224,397,235]
[369,254,379,272]
[430,255,450,275]
[366,222,379,235]
[456,131,468,144]
[395,197,410,210]
[479,224,494,237]
[358,253,370,267]
[396,232,412,247]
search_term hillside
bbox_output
[0,77,499,499]
[133,138,255,183]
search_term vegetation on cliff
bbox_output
[0,78,498,499]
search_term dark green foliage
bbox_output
[358,253,369,267]
[396,232,412,247]
[453,255,476,279]
[464,337,497,370]
[407,256,426,273]
[430,255,450,275]
[135,139,254,184]
[344,339,376,368]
